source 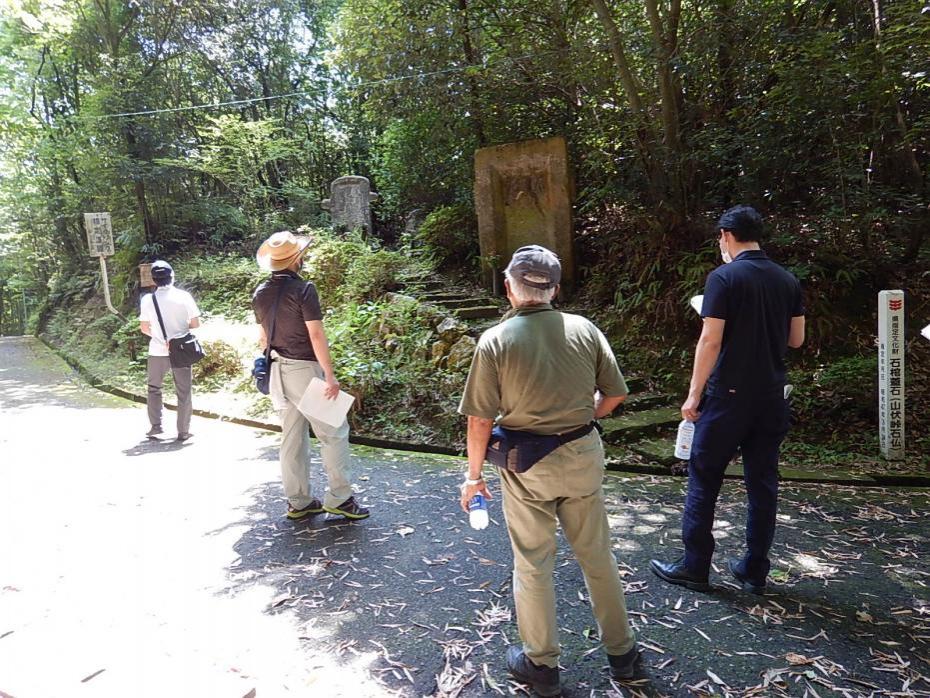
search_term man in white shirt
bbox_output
[139,260,201,441]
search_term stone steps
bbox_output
[432,297,498,310]
[627,437,681,466]
[599,406,680,444]
[453,305,502,320]
[624,391,669,411]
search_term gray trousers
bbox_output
[147,355,193,434]
[277,357,352,510]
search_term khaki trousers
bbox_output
[499,430,635,668]
[277,357,352,510]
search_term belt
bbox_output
[555,421,601,445]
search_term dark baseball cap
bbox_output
[506,245,561,289]
[150,260,174,281]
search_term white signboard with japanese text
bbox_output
[84,212,114,257]
[878,290,905,460]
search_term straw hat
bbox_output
[256,231,311,271]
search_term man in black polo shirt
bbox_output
[252,231,369,521]
[651,206,804,594]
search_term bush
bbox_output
[193,339,243,389]
[416,204,478,270]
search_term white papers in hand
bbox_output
[297,377,355,428]
[922,323,930,342]
[689,295,703,315]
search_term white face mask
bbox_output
[719,234,732,264]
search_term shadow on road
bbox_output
[122,438,191,457]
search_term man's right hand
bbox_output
[323,376,340,400]
[681,394,701,422]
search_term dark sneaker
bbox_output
[146,425,163,439]
[287,499,324,520]
[176,432,193,442]
[506,646,560,697]
[607,643,640,680]
[650,558,711,592]
[324,496,370,520]
[727,558,766,594]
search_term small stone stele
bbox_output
[321,175,379,233]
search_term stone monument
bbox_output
[321,175,379,233]
[473,136,574,292]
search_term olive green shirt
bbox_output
[458,304,628,434]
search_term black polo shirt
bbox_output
[701,250,804,397]
[252,271,323,361]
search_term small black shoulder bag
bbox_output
[152,293,205,369]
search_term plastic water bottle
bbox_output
[468,494,489,530]
[674,420,695,460]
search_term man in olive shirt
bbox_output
[458,245,638,696]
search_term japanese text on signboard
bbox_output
[84,213,114,257]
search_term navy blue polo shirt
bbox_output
[701,250,803,397]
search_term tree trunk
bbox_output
[123,123,158,245]
[870,0,924,192]
[456,0,487,147]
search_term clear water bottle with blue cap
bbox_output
[468,494,489,530]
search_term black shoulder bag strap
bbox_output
[263,278,288,365]
[151,293,170,345]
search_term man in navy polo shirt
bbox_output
[651,206,805,594]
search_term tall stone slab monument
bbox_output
[474,136,574,292]
[321,175,379,233]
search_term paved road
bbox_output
[1,336,928,698]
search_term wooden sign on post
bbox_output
[877,290,905,461]
[84,212,114,257]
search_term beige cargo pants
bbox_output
[276,356,352,510]
[499,430,635,668]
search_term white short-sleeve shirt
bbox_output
[139,285,201,357]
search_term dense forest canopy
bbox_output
[0,0,927,340]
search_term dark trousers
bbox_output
[681,392,789,580]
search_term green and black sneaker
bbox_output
[287,499,324,520]
[324,496,370,520]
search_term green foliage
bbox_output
[325,294,466,445]
[372,115,474,216]
[415,204,478,271]
[176,254,267,321]
[193,339,244,390]
[304,229,410,305]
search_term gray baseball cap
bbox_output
[506,245,561,289]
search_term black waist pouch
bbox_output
[486,422,598,474]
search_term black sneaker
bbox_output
[176,432,193,442]
[324,496,370,520]
[506,646,560,697]
[146,425,163,439]
[727,558,766,594]
[607,643,640,679]
[287,499,324,520]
